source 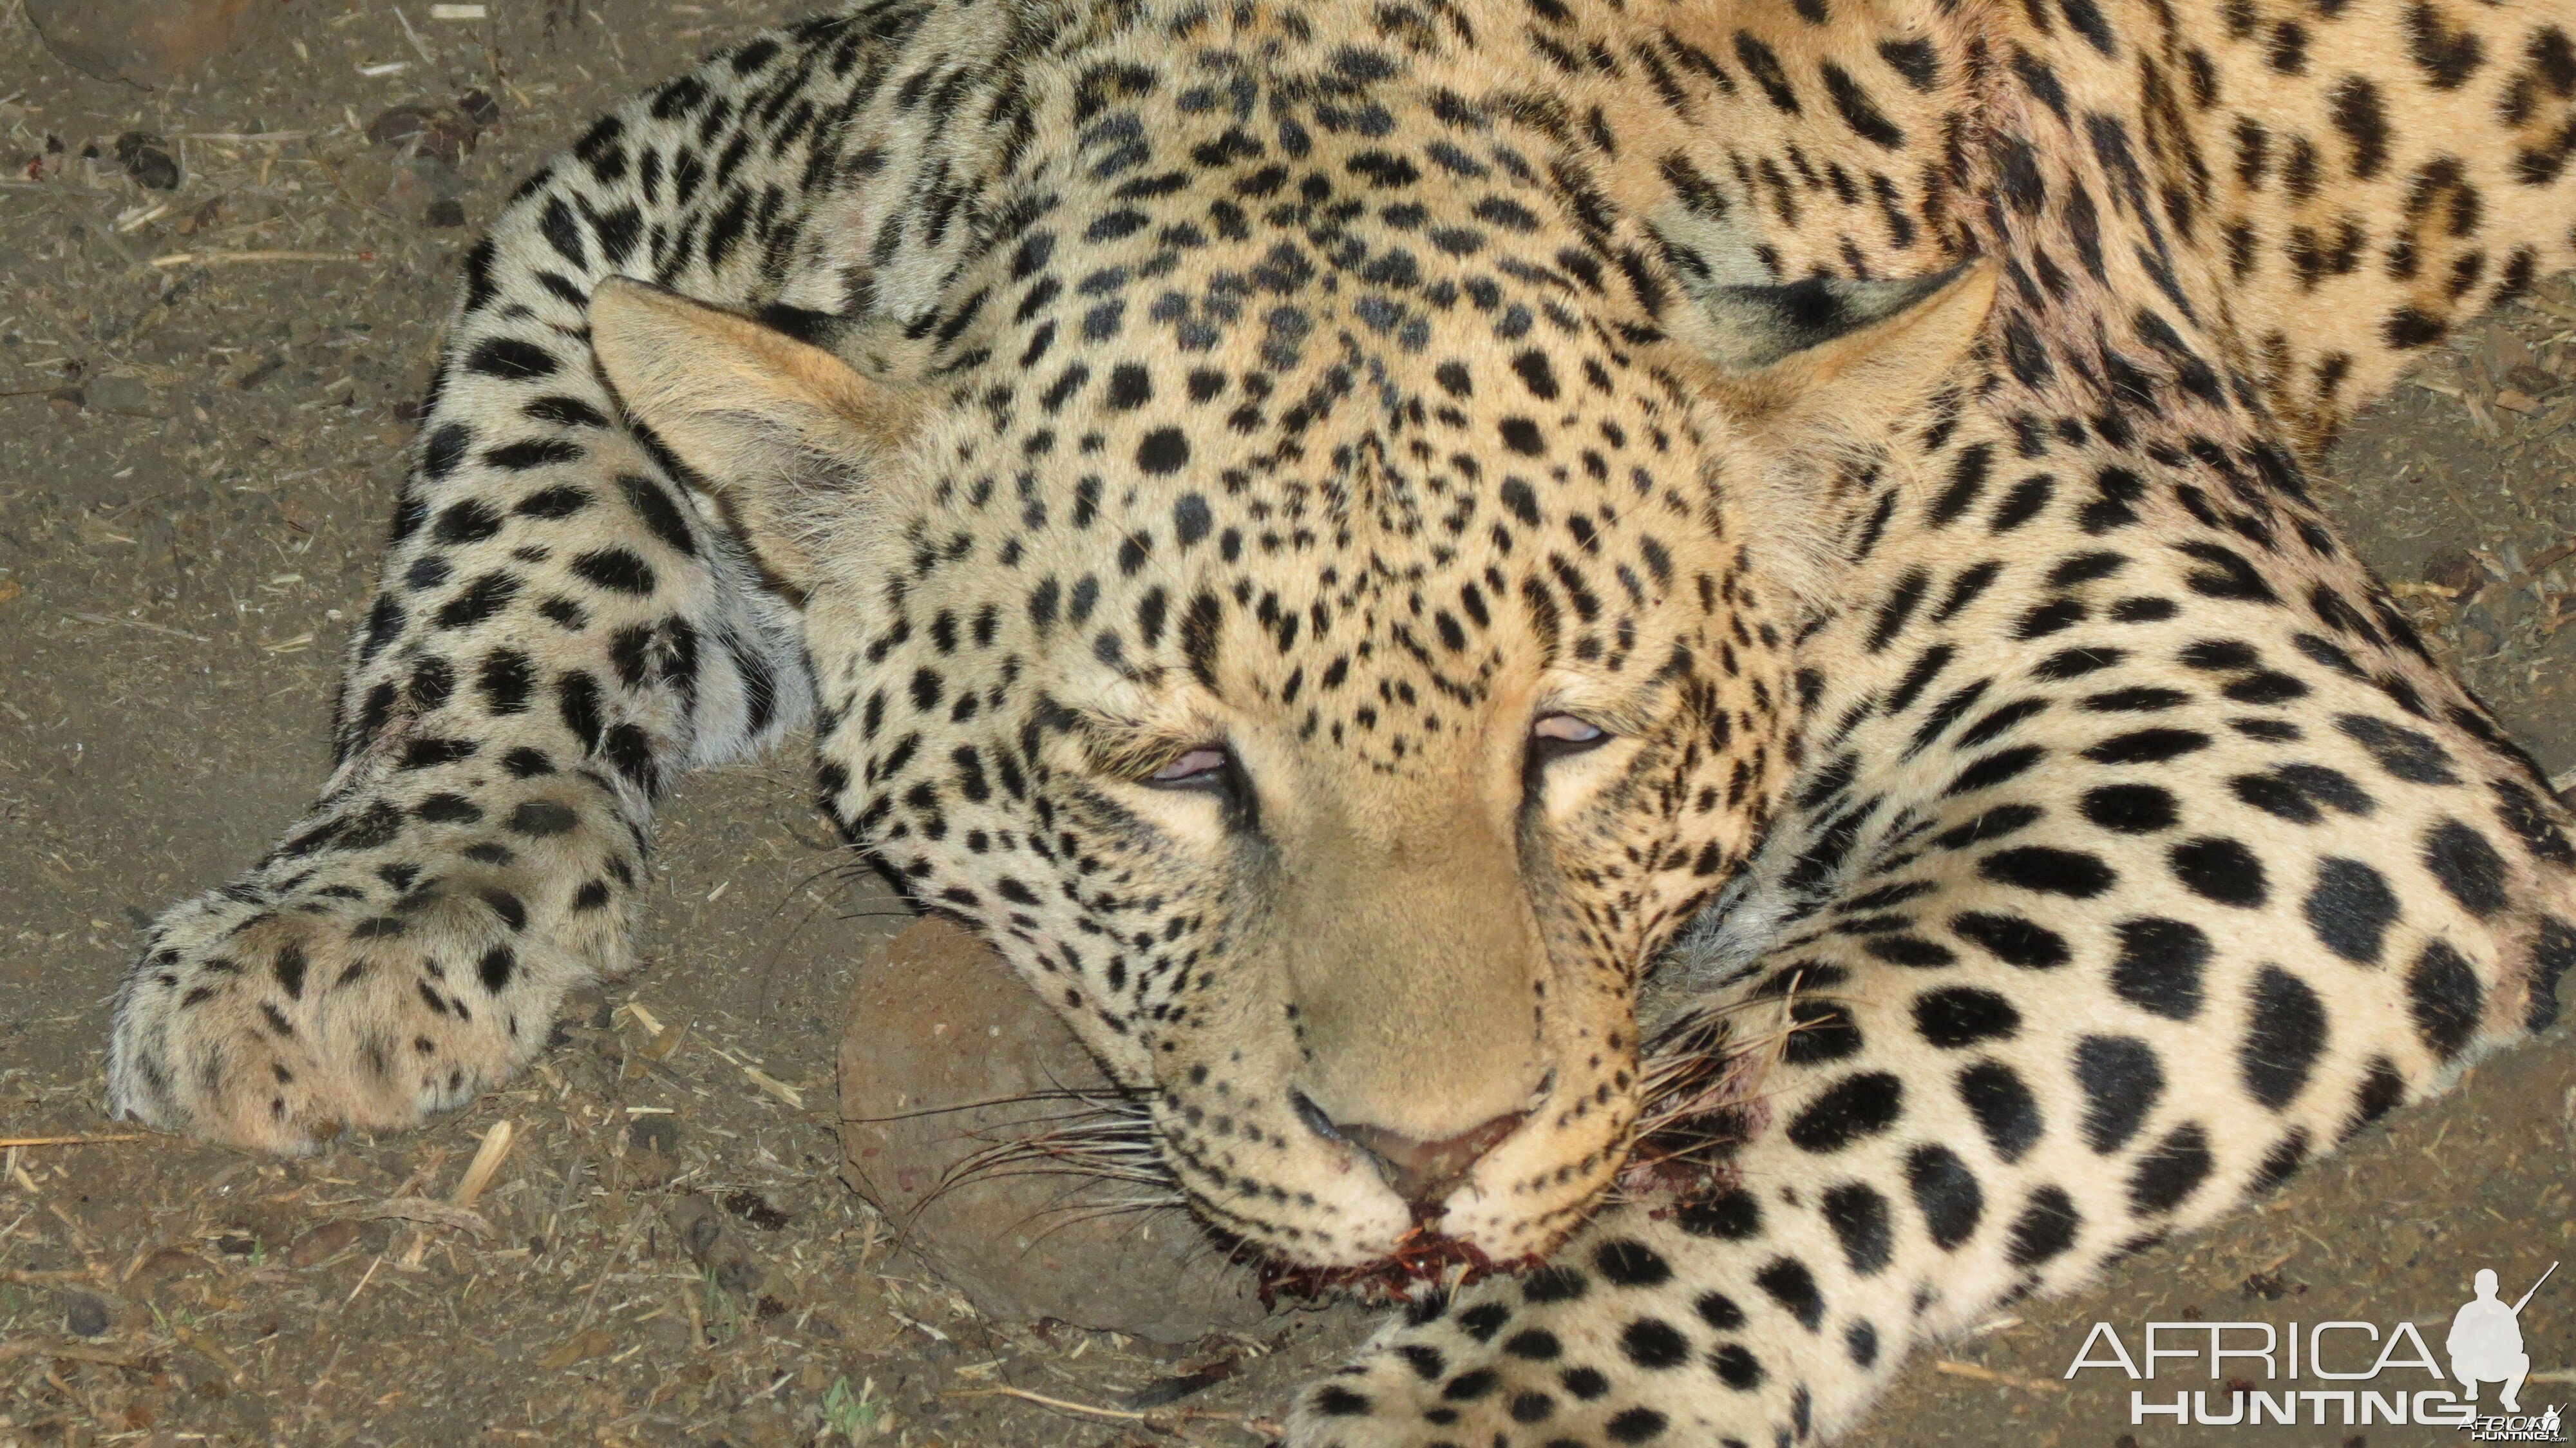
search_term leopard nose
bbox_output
[1293,1091,1528,1203]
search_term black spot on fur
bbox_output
[2126,1121,2212,1214]
[2242,964,2327,1109]
[1786,1072,1904,1152]
[507,800,578,837]
[1593,1239,1672,1288]
[1913,987,2022,1047]
[1710,1342,1765,1390]
[2345,1054,2408,1136]
[1309,1386,1370,1416]
[2304,858,2400,964]
[1950,911,2071,969]
[1980,846,2116,898]
[2406,939,2483,1060]
[2086,727,2210,764]
[2530,918,2576,1031]
[1754,1257,1825,1331]
[272,945,307,1000]
[571,549,656,596]
[2421,819,2508,918]
[2073,1034,2162,1152]
[2081,783,2177,833]
[1906,1143,1985,1248]
[2170,835,2268,906]
[1675,1188,1763,1240]
[465,336,560,381]
[1823,1183,1894,1274]
[1619,1317,1690,1369]
[2337,713,2459,784]
[2004,1185,2080,1266]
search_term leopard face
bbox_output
[593,125,1990,1266]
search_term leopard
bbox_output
[102,0,2576,1442]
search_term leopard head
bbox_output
[592,195,1991,1269]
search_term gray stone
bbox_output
[627,1112,679,1156]
[26,0,278,89]
[61,1290,109,1337]
[665,1192,762,1298]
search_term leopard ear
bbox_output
[589,277,924,591]
[1676,262,1998,421]
[1670,262,1998,605]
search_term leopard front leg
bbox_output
[107,80,830,1148]
[110,348,803,1148]
[107,376,804,1151]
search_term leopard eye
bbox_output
[1533,714,1605,747]
[1146,746,1231,786]
[1526,713,1613,782]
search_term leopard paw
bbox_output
[111,785,638,1151]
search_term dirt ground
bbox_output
[0,3,2568,1445]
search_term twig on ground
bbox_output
[65,614,211,643]
[942,1384,1285,1436]
[3,1267,109,1286]
[0,1340,149,1367]
[149,250,374,267]
[564,1208,652,1338]
[1932,1360,2062,1393]
[341,1253,385,1310]
[357,1198,495,1236]
[450,1121,516,1209]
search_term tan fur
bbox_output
[591,278,925,591]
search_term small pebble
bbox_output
[61,1291,110,1338]
[666,1192,766,1297]
[668,1194,724,1262]
[2421,547,2482,595]
[367,102,482,164]
[629,1114,679,1156]
[366,105,437,149]
[722,1189,792,1231]
[113,130,180,190]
